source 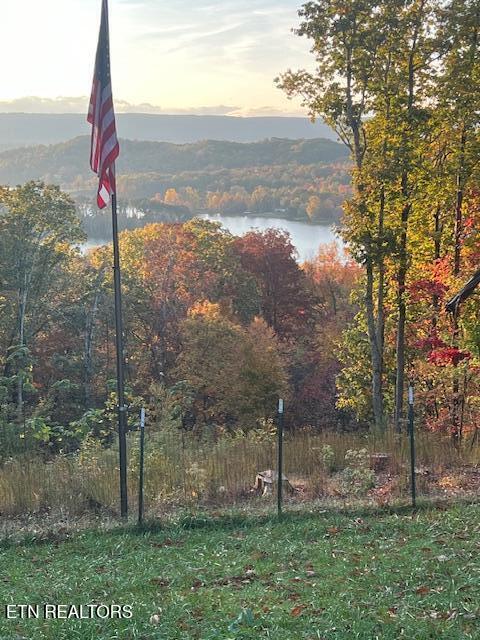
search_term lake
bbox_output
[83,214,339,263]
[200,214,338,262]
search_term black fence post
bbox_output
[408,383,416,509]
[138,407,146,527]
[277,398,284,519]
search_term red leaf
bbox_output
[429,347,471,367]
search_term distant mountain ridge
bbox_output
[0,113,337,150]
[0,136,349,187]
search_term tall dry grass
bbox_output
[0,427,478,518]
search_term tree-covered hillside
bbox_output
[0,136,348,185]
[0,137,351,224]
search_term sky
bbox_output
[0,0,314,116]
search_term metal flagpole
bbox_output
[88,0,127,518]
[111,191,128,518]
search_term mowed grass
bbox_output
[1,503,480,639]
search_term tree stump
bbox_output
[369,453,391,472]
[254,469,294,496]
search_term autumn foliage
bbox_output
[0,187,362,453]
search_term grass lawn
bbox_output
[1,502,479,639]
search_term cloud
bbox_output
[158,105,241,116]
[0,96,243,116]
[127,0,308,75]
[0,96,90,114]
[2,0,312,115]
[231,106,305,117]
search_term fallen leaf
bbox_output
[152,538,184,548]
[191,579,204,590]
[150,577,170,587]
[213,572,257,588]
[327,527,340,535]
[291,605,306,617]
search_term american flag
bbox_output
[87,0,119,209]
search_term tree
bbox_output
[306,195,322,221]
[184,218,260,322]
[117,220,260,390]
[278,0,443,433]
[0,182,85,420]
[435,0,480,440]
[277,0,390,429]
[163,188,181,205]
[388,0,436,433]
[296,245,361,427]
[233,229,311,338]
[174,304,287,431]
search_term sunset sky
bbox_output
[1,0,313,115]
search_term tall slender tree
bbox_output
[277,0,426,430]
[0,182,84,420]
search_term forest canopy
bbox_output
[0,183,359,455]
[0,137,351,226]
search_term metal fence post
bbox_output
[138,407,146,526]
[408,384,416,509]
[277,398,284,519]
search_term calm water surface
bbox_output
[83,214,340,263]
[200,214,338,262]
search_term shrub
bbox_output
[340,448,375,496]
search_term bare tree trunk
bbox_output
[453,130,466,276]
[365,257,384,430]
[431,205,442,327]
[16,275,28,422]
[364,185,387,432]
[367,52,392,432]
[394,198,410,433]
[346,48,386,429]
[373,119,389,430]
[84,288,101,408]
[451,127,466,444]
[394,8,421,432]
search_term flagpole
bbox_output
[88,0,127,518]
[111,190,128,518]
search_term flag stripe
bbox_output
[87,0,119,209]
